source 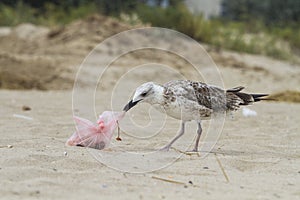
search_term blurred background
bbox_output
[1,0,300,56]
[0,0,299,101]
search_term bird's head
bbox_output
[123,82,158,112]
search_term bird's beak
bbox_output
[123,100,141,112]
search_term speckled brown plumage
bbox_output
[161,80,268,120]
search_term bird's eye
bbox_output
[141,92,147,97]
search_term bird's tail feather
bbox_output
[227,86,270,105]
[251,94,269,102]
[235,92,269,105]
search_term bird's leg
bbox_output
[192,122,202,152]
[160,121,185,151]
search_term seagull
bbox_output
[123,80,268,152]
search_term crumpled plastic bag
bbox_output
[66,111,125,150]
[242,107,257,117]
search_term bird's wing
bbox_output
[187,81,228,110]
[225,92,244,110]
[164,80,241,111]
[190,82,248,111]
[164,80,218,109]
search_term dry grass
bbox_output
[269,91,300,103]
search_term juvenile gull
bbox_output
[123,80,268,152]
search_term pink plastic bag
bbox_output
[66,111,125,150]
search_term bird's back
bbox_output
[161,80,267,121]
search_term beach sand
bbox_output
[1,17,300,199]
[0,90,299,199]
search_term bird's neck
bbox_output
[147,84,165,105]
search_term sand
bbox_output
[1,15,300,199]
[0,91,299,200]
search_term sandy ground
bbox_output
[0,90,299,200]
[1,16,300,199]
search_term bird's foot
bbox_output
[159,145,171,152]
[185,148,200,156]
[170,147,200,156]
[184,150,201,156]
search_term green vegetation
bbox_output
[0,0,299,61]
[134,4,295,60]
[0,1,97,26]
[221,0,300,53]
[222,0,300,27]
